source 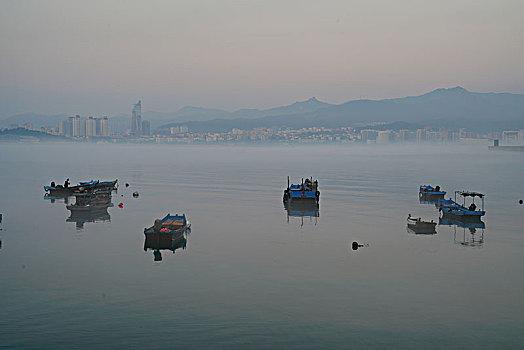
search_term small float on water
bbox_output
[144,213,191,235]
[283,177,320,204]
[407,214,437,234]
[439,191,485,220]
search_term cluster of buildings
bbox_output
[58,115,111,138]
[54,100,150,139]
[150,126,514,144]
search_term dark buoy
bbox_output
[351,241,368,251]
[520,199,523,205]
[125,183,130,188]
[133,192,139,198]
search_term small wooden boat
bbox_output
[44,180,98,196]
[419,185,446,198]
[407,214,437,234]
[283,176,320,204]
[144,213,191,235]
[44,179,117,196]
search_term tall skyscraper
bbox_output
[131,100,142,136]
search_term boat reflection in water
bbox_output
[284,200,319,227]
[439,216,485,247]
[419,196,442,206]
[44,193,71,204]
[66,190,113,229]
[143,232,188,262]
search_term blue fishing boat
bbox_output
[439,191,485,220]
[44,179,117,196]
[283,177,320,204]
[419,185,446,198]
[144,213,191,235]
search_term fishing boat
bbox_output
[44,180,98,196]
[283,176,320,204]
[65,190,113,229]
[143,233,188,261]
[419,185,446,199]
[90,180,118,190]
[44,179,117,196]
[439,191,485,220]
[144,213,191,235]
[66,189,113,212]
[407,214,437,234]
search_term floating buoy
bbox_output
[133,192,139,198]
[118,203,123,208]
[125,183,130,188]
[351,241,368,251]
[520,199,523,205]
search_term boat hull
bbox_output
[407,218,437,234]
[44,180,117,196]
[441,207,485,219]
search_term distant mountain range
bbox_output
[2,87,523,132]
[162,87,524,132]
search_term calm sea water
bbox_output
[0,142,523,349]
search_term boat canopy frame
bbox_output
[454,191,485,211]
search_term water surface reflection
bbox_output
[284,200,319,226]
[439,216,486,247]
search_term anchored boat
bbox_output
[419,185,446,198]
[407,214,437,234]
[44,179,117,196]
[439,191,485,220]
[283,177,320,204]
[144,213,191,235]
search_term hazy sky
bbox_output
[1,0,523,117]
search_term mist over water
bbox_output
[0,142,523,349]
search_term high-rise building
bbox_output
[131,100,142,136]
[360,130,377,143]
[85,117,97,137]
[72,115,84,137]
[101,117,110,137]
[141,120,150,136]
[59,117,73,137]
